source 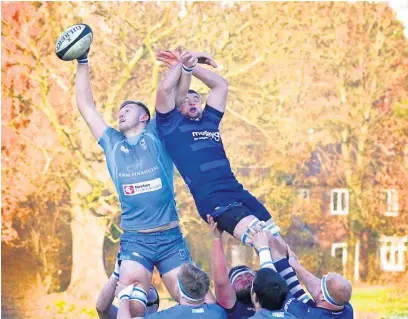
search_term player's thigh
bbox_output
[213,205,255,238]
[161,266,181,301]
[119,260,153,288]
[155,227,192,299]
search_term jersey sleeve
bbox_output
[156,108,183,136]
[204,104,224,127]
[274,258,311,304]
[98,126,124,153]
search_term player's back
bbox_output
[284,297,354,319]
[146,303,227,319]
[247,309,297,319]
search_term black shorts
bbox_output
[214,196,271,235]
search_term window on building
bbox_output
[331,243,348,275]
[330,188,349,215]
[384,189,399,217]
[379,236,407,272]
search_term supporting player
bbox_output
[117,263,227,319]
[252,229,354,319]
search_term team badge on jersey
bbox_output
[140,138,147,150]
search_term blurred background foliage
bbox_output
[1,2,408,318]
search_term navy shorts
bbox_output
[213,195,271,235]
[118,226,191,275]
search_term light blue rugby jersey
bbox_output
[146,303,227,319]
[98,118,178,231]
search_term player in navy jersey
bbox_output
[155,50,283,252]
[75,48,208,317]
[251,229,354,319]
[117,263,227,319]
[247,268,297,319]
[208,215,255,319]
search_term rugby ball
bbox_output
[55,24,93,61]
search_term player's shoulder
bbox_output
[205,303,227,318]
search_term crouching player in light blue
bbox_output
[117,263,227,319]
[74,47,210,318]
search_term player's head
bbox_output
[118,100,150,133]
[178,89,203,120]
[177,263,210,303]
[250,268,288,311]
[145,285,160,314]
[317,273,352,309]
[229,265,255,305]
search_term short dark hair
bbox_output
[120,100,151,123]
[178,263,210,300]
[188,89,200,97]
[252,268,288,311]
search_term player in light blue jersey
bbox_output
[74,47,207,318]
[117,263,227,319]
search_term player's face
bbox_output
[232,272,255,292]
[179,93,203,120]
[232,272,255,304]
[118,104,145,132]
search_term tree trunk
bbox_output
[67,179,108,300]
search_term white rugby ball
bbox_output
[56,24,93,61]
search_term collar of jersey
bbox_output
[126,130,145,145]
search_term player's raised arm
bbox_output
[155,51,197,113]
[207,215,237,309]
[190,52,227,113]
[75,56,108,141]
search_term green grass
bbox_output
[352,286,408,318]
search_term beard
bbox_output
[236,286,252,305]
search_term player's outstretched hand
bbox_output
[207,214,223,240]
[268,235,289,260]
[115,281,139,298]
[156,50,180,68]
[287,245,301,268]
[180,51,198,69]
[250,229,269,250]
[190,52,218,68]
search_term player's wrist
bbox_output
[77,50,89,64]
[182,64,195,74]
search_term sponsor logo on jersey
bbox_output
[192,130,220,142]
[272,312,284,318]
[192,308,204,314]
[122,166,159,176]
[179,249,187,259]
[123,178,162,195]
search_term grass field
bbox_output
[352,286,408,319]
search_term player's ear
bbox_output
[140,113,149,123]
